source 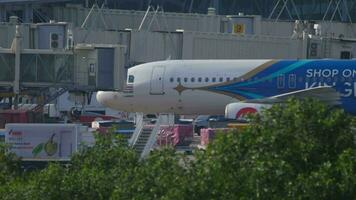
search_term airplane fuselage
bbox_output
[97,59,356,115]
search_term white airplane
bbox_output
[96,59,351,119]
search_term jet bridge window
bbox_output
[205,77,209,82]
[226,77,230,82]
[288,74,296,88]
[170,77,174,82]
[128,75,135,83]
[219,77,223,82]
[277,74,285,89]
[184,77,188,82]
[212,77,216,82]
[198,77,202,82]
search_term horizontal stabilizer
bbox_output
[244,86,340,106]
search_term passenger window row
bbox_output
[170,75,354,85]
[170,75,351,85]
[169,77,235,83]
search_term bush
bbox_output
[0,131,140,200]
[193,98,356,199]
[1,99,356,199]
[111,148,191,200]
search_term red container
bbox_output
[200,128,230,146]
[145,124,193,147]
[0,109,42,128]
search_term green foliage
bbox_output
[0,130,140,200]
[0,99,356,199]
[27,164,66,200]
[60,131,139,200]
[0,143,21,184]
[193,98,356,199]
[111,148,191,200]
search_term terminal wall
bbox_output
[74,29,307,63]
[317,22,356,38]
[52,6,221,33]
[326,39,356,59]
[52,6,356,38]
[260,21,294,37]
[182,32,306,59]
[0,22,354,68]
[73,27,123,44]
[129,31,182,63]
[0,24,30,48]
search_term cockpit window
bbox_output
[128,75,134,83]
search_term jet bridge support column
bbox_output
[0,6,5,22]
[114,45,126,91]
[11,25,22,109]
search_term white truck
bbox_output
[5,123,94,164]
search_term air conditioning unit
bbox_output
[50,33,63,49]
[308,40,322,59]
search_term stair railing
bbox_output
[129,112,144,146]
[140,114,163,159]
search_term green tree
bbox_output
[193,98,356,199]
[60,132,139,200]
[0,130,140,200]
[111,148,192,200]
[0,143,21,184]
[1,99,356,200]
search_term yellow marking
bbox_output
[193,60,278,89]
[174,83,189,95]
[172,60,278,99]
[233,24,245,34]
[238,60,278,82]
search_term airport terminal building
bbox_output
[1,0,356,22]
[0,0,356,106]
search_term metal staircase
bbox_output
[129,113,174,159]
[133,127,154,155]
[31,88,68,112]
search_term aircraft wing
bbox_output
[244,86,341,106]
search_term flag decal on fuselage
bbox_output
[123,84,134,97]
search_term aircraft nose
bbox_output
[96,91,131,111]
[96,91,115,107]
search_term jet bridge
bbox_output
[0,24,126,109]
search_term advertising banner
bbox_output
[5,124,79,160]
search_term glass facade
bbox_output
[1,0,355,22]
[83,0,356,22]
